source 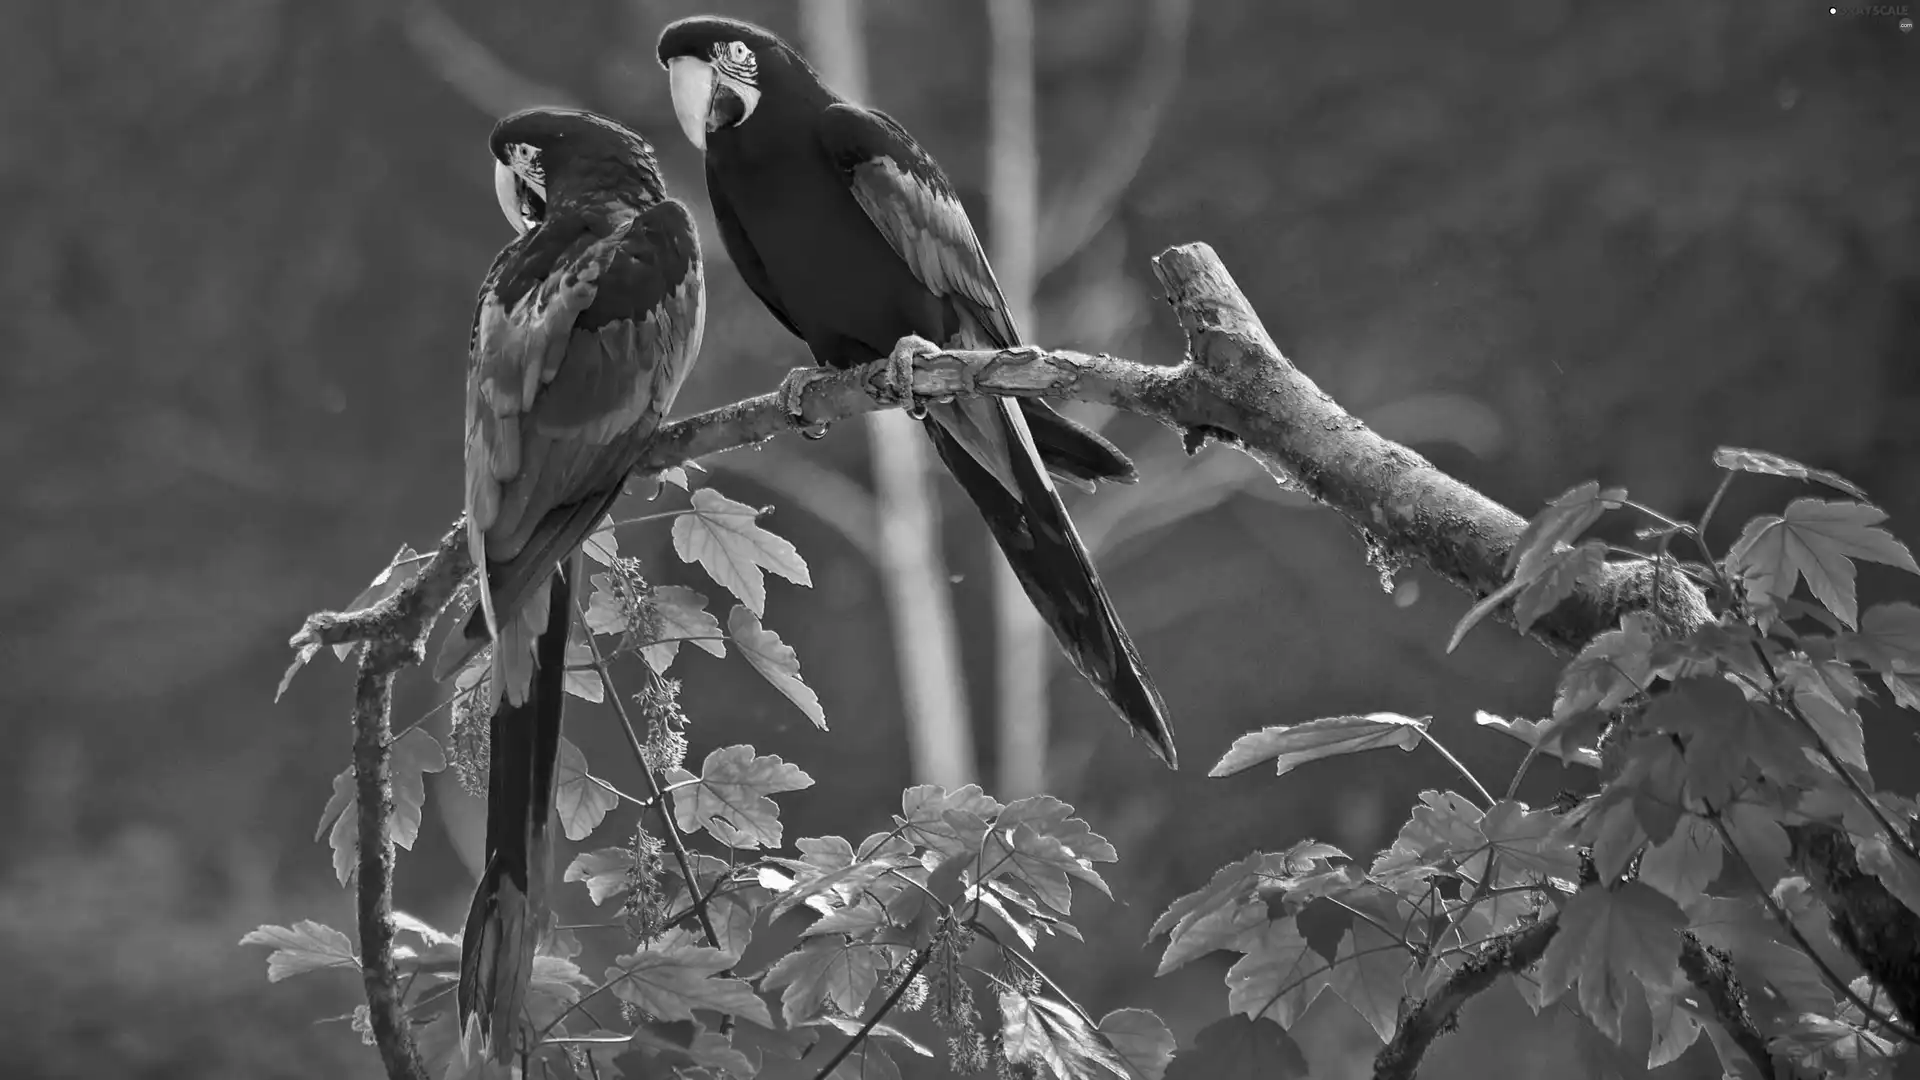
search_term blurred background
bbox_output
[5,0,1917,1077]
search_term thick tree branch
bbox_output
[352,659,429,1080]
[1373,916,1561,1080]
[1679,931,1785,1080]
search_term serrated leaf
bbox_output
[761,935,884,1025]
[240,920,358,981]
[1473,710,1600,768]
[896,784,1005,857]
[1507,481,1628,580]
[1369,790,1485,887]
[1712,446,1867,500]
[1480,799,1585,881]
[1643,679,1816,804]
[1164,1016,1308,1080]
[554,736,619,842]
[1780,657,1870,772]
[1644,982,1704,1069]
[1770,1014,1898,1078]
[978,822,1110,915]
[564,847,637,905]
[1513,540,1608,634]
[669,744,815,849]
[1536,882,1685,1043]
[1553,615,1656,720]
[584,516,619,566]
[1838,602,1920,710]
[643,584,726,674]
[584,572,628,635]
[606,943,773,1027]
[672,487,810,616]
[1637,814,1721,904]
[1209,712,1429,778]
[1224,918,1330,1027]
[315,728,447,886]
[331,544,426,660]
[1728,498,1920,628]
[1157,894,1268,976]
[727,606,826,729]
[1327,922,1414,1043]
[998,795,1120,863]
[1098,1009,1176,1080]
[655,891,758,960]
[1000,991,1129,1080]
[562,639,604,703]
[1853,835,1920,918]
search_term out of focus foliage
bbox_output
[5,1,1914,1078]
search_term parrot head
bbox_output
[656,16,826,152]
[488,108,665,235]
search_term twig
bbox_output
[809,944,937,1080]
[1677,931,1781,1080]
[1373,915,1561,1080]
[1422,731,1497,808]
[351,659,430,1080]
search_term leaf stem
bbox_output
[1423,731,1497,808]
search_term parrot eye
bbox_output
[711,40,758,84]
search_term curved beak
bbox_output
[667,57,718,152]
[493,160,528,234]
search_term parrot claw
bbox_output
[882,334,939,420]
[778,367,835,439]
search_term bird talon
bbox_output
[778,367,834,439]
[882,334,938,416]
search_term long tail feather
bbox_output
[924,398,1177,768]
[457,557,575,1061]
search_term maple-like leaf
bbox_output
[1712,446,1867,500]
[605,942,773,1026]
[1536,882,1685,1043]
[896,784,1005,857]
[671,487,811,615]
[1000,991,1129,1080]
[1637,814,1721,905]
[1210,712,1429,779]
[553,737,619,842]
[1837,602,1920,712]
[1098,1009,1177,1080]
[564,847,637,905]
[1727,498,1920,628]
[1478,799,1585,882]
[1327,922,1414,1042]
[1164,1016,1309,1080]
[1508,481,1629,580]
[998,795,1119,863]
[668,744,815,849]
[1643,982,1704,1069]
[1642,677,1816,804]
[642,584,726,673]
[1473,711,1600,768]
[315,728,447,886]
[240,920,358,982]
[583,572,629,635]
[1369,790,1485,888]
[1771,1014,1899,1078]
[1779,657,1870,772]
[977,822,1111,915]
[562,639,604,703]
[727,606,827,729]
[1224,918,1330,1028]
[1513,540,1607,635]
[584,515,619,566]
[654,891,759,961]
[761,935,885,1025]
[1553,615,1656,720]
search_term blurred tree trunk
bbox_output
[985,0,1049,798]
[800,0,978,789]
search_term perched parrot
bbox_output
[432,107,706,1061]
[655,16,1177,767]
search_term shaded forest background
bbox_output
[4,1,1916,1077]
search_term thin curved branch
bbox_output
[1373,915,1561,1080]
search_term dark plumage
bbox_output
[657,17,1176,768]
[437,107,706,1062]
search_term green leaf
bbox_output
[564,846,637,905]
[727,606,826,729]
[1780,657,1870,772]
[1552,615,1655,720]
[1536,882,1685,1043]
[1637,814,1721,905]
[1326,921,1414,1042]
[761,935,884,1025]
[525,954,593,1030]
[978,822,1111,915]
[1513,540,1607,635]
[315,728,447,886]
[605,943,773,1027]
[1711,446,1867,500]
[655,891,759,961]
[1473,711,1600,768]
[1853,834,1920,919]
[1369,790,1485,888]
[584,572,629,635]
[1209,713,1429,778]
[553,736,619,842]
[998,795,1120,863]
[1643,679,1817,804]
[672,487,811,616]
[1838,602,1920,711]
[1644,982,1704,1069]
[896,784,1005,857]
[1770,1014,1898,1078]
[331,544,426,660]
[1164,1016,1308,1080]
[617,1019,759,1078]
[1728,498,1920,628]
[240,920,358,982]
[1224,918,1330,1027]
[563,639,604,703]
[669,744,815,849]
[1507,481,1628,581]
[1098,1009,1177,1080]
[584,515,619,566]
[643,584,726,673]
[823,1041,901,1080]
[1000,991,1129,1080]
